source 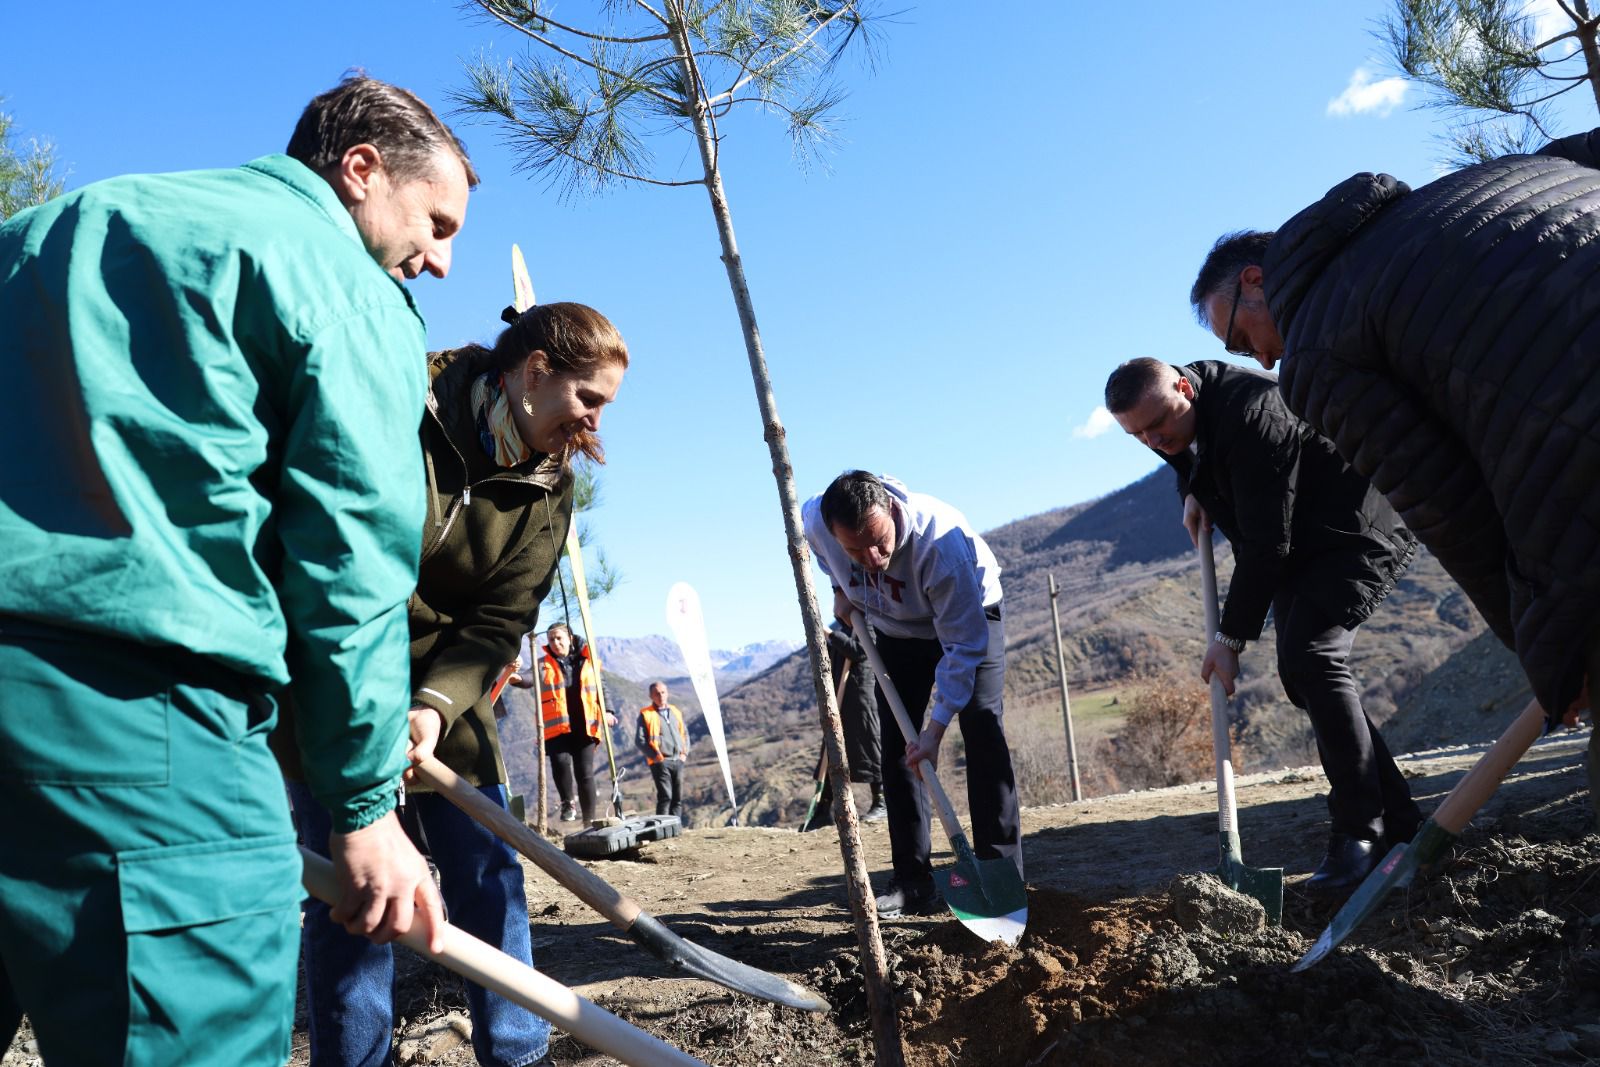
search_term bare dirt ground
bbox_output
[5,728,1596,1067]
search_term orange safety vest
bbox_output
[540,648,603,742]
[636,703,689,765]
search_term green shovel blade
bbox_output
[798,780,828,833]
[1292,819,1457,972]
[1216,830,1284,926]
[936,834,1028,946]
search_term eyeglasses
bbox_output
[1222,276,1251,357]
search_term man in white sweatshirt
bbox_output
[803,471,1022,916]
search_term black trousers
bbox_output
[1273,589,1420,842]
[874,613,1022,887]
[828,627,882,785]
[547,732,598,821]
[650,759,684,817]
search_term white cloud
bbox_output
[1327,68,1409,118]
[1072,406,1116,440]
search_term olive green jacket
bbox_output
[407,349,574,788]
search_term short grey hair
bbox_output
[1190,230,1273,326]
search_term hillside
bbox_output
[591,634,799,686]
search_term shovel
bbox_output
[413,756,828,1012]
[850,610,1028,946]
[1293,695,1545,971]
[1198,534,1284,924]
[300,848,706,1067]
[800,659,852,832]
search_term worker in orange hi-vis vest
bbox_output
[538,622,615,823]
[635,681,691,818]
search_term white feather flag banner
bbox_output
[665,581,738,823]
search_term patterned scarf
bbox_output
[470,371,534,468]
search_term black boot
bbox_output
[1305,833,1380,894]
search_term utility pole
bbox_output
[1048,574,1082,801]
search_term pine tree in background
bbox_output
[1384,0,1600,163]
[451,3,905,1060]
[0,101,64,220]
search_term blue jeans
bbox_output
[290,781,549,1067]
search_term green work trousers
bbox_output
[0,623,302,1066]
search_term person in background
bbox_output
[802,621,887,831]
[636,681,690,819]
[539,622,616,823]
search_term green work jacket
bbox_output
[0,154,427,832]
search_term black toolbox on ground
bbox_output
[563,814,682,858]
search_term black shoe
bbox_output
[1305,833,1381,894]
[862,799,888,823]
[875,879,940,917]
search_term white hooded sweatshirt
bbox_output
[802,475,1002,727]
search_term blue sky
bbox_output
[5,1,1592,649]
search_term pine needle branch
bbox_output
[709,2,860,106]
[629,0,670,24]
[452,54,702,194]
[472,0,683,107]
[471,0,672,43]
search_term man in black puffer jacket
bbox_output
[1190,132,1600,828]
[1106,358,1421,890]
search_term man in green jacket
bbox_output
[0,77,474,1066]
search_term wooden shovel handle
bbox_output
[299,848,705,1067]
[1433,696,1545,834]
[412,755,642,927]
[849,610,967,843]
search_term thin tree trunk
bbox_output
[666,8,904,1064]
[1574,1,1600,115]
[536,663,549,835]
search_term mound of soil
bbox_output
[5,731,1594,1067]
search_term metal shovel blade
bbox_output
[935,833,1028,947]
[626,912,829,1011]
[1292,819,1456,972]
[415,756,829,1012]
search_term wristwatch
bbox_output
[1213,631,1246,653]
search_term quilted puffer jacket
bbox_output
[1263,130,1600,722]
